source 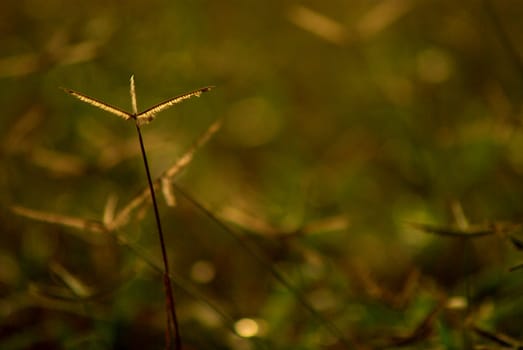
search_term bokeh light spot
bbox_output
[234,318,259,338]
[190,260,216,284]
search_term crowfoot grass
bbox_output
[62,76,213,350]
[15,77,355,348]
[130,77,179,349]
[61,82,212,125]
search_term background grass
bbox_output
[2,0,523,349]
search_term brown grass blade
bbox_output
[61,88,132,121]
[108,190,150,231]
[287,5,348,45]
[164,119,221,178]
[217,206,280,236]
[11,205,106,235]
[109,119,222,229]
[356,0,412,39]
[218,206,349,238]
[161,177,177,207]
[103,194,118,226]
[301,215,350,235]
[137,86,214,124]
[407,222,494,238]
[49,262,93,298]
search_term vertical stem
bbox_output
[131,76,181,350]
[135,123,182,350]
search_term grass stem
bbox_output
[131,75,180,350]
[135,123,181,350]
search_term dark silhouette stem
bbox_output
[135,122,181,350]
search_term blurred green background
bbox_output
[2,0,523,348]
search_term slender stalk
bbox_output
[131,76,181,350]
[136,124,181,350]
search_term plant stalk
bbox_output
[135,122,181,350]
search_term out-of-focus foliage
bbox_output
[2,0,523,348]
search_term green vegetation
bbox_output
[2,0,523,349]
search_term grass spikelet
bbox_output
[11,205,106,235]
[61,83,213,125]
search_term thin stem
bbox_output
[135,123,182,350]
[130,76,181,350]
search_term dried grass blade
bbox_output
[103,195,118,226]
[161,177,176,207]
[164,119,221,178]
[137,86,214,124]
[12,205,106,234]
[49,262,93,298]
[408,222,494,238]
[356,0,412,39]
[450,200,469,230]
[302,215,350,235]
[287,5,348,45]
[109,190,151,230]
[217,206,280,236]
[61,88,132,120]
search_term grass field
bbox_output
[2,0,523,349]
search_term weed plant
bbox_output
[4,0,523,349]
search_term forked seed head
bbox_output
[61,82,214,126]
